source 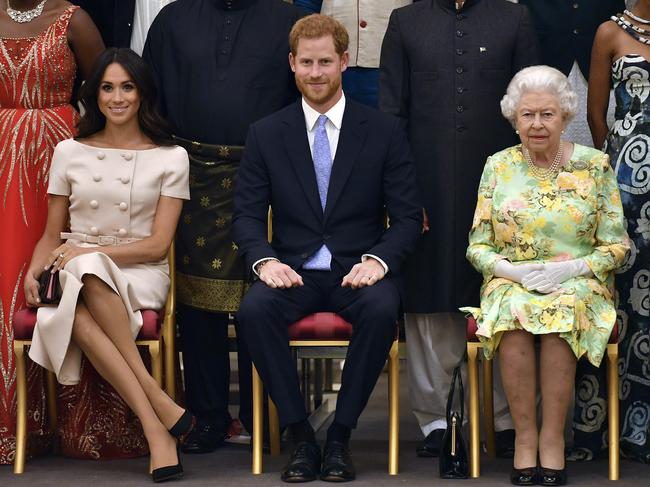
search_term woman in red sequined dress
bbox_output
[0,0,105,463]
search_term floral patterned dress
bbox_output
[461,144,629,367]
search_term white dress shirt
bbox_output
[253,93,388,276]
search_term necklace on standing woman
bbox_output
[6,0,48,23]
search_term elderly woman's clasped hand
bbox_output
[495,258,592,294]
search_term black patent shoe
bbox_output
[416,429,445,458]
[320,441,355,482]
[539,467,567,486]
[180,422,226,454]
[281,441,321,483]
[152,444,183,483]
[169,410,195,440]
[510,466,539,486]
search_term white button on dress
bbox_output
[90,200,99,209]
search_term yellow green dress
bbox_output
[460,144,629,366]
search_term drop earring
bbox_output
[515,129,520,134]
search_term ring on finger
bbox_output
[58,253,65,259]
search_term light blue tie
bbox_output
[303,114,333,270]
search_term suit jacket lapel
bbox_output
[282,102,323,221]
[324,103,367,223]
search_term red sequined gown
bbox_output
[0,6,146,463]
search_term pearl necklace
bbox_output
[624,9,650,25]
[523,143,564,181]
[6,0,47,23]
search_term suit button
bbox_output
[93,174,102,182]
[300,253,309,259]
[124,153,133,161]
[90,200,99,209]
[456,66,464,74]
[456,13,464,20]
[90,226,99,235]
[359,20,367,28]
[96,151,105,160]
[456,30,464,37]
[457,87,465,94]
[118,228,127,237]
[456,48,464,55]
[573,28,579,34]
[119,202,128,211]
[573,2,579,8]
[323,234,331,240]
[456,105,464,113]
[121,176,130,184]
[456,125,466,132]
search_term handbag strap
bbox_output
[446,365,465,425]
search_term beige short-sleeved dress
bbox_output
[29,139,190,385]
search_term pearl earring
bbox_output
[515,129,520,135]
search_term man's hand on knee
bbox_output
[341,259,386,289]
[259,260,304,289]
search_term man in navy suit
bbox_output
[233,14,421,483]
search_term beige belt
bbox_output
[61,232,142,246]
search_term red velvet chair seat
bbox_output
[13,308,162,341]
[466,316,618,344]
[287,312,352,341]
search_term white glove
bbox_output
[494,260,544,283]
[522,259,591,293]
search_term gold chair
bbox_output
[251,319,400,475]
[465,317,619,480]
[12,242,178,474]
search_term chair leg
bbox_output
[269,397,281,456]
[388,339,400,475]
[163,317,176,401]
[13,340,28,474]
[252,364,264,474]
[607,343,619,481]
[149,341,163,387]
[467,343,481,478]
[483,355,496,458]
[46,371,58,436]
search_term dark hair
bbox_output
[76,48,174,145]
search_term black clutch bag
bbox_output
[439,365,469,479]
[38,267,61,304]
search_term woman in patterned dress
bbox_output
[0,0,103,463]
[583,0,650,464]
[462,65,629,485]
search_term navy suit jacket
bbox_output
[233,98,422,285]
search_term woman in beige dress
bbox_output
[23,48,192,482]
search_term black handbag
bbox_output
[38,267,61,304]
[439,365,469,479]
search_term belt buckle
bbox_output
[98,236,116,246]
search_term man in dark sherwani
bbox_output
[143,0,304,453]
[379,0,539,457]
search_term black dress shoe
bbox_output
[281,441,321,483]
[539,467,567,486]
[169,410,195,440]
[320,441,355,482]
[510,466,538,486]
[496,429,516,458]
[180,423,226,454]
[416,429,445,458]
[152,444,183,483]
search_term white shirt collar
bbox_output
[302,93,346,131]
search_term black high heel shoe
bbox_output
[510,466,539,486]
[168,410,195,439]
[151,444,183,483]
[539,466,567,486]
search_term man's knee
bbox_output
[237,282,283,327]
[355,282,400,330]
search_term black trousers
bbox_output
[236,268,399,429]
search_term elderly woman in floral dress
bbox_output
[462,65,629,486]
